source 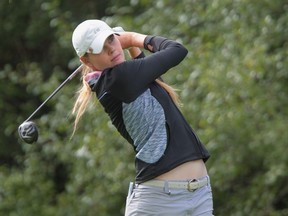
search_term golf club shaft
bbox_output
[24,64,83,122]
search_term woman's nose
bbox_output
[105,44,114,55]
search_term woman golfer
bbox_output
[72,19,213,216]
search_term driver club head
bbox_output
[18,121,39,144]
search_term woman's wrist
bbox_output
[118,32,146,49]
[130,32,147,48]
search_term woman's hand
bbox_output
[113,27,147,58]
[115,32,147,58]
[116,32,147,50]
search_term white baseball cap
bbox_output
[72,19,115,57]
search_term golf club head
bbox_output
[18,121,38,144]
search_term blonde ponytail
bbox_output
[71,65,93,137]
[155,79,182,107]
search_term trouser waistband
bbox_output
[141,176,209,192]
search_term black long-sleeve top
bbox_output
[88,35,210,183]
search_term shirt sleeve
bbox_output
[103,36,188,103]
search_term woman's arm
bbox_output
[127,47,142,59]
[108,35,188,102]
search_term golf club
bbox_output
[18,64,83,144]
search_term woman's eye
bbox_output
[108,35,115,43]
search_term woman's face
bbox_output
[81,34,125,71]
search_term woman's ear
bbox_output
[80,56,94,68]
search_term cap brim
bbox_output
[89,30,115,54]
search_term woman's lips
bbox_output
[111,54,121,62]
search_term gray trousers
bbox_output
[125,176,214,216]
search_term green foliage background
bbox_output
[0,0,287,215]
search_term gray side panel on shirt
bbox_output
[122,89,167,163]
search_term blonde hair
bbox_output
[72,65,93,136]
[72,65,181,135]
